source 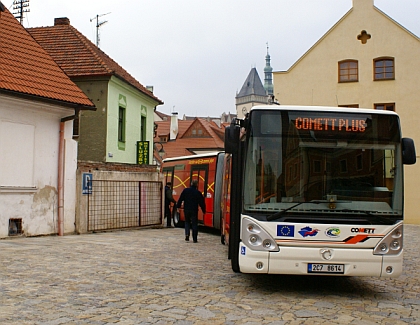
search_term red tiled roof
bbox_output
[155,110,170,121]
[154,118,225,159]
[0,7,95,108]
[28,18,163,105]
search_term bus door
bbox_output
[162,166,175,221]
[162,166,174,186]
[190,165,209,225]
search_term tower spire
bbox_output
[264,42,273,96]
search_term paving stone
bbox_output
[0,225,419,324]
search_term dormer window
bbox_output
[339,60,358,82]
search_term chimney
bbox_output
[170,112,178,141]
[352,0,374,11]
[54,17,70,26]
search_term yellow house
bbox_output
[273,0,419,224]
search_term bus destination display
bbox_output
[294,117,367,133]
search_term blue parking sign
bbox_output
[82,173,92,195]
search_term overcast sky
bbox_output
[5,0,420,117]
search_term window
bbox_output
[339,104,359,108]
[0,121,35,187]
[356,154,363,170]
[313,160,321,173]
[339,60,358,82]
[141,116,146,141]
[73,111,80,138]
[374,57,394,80]
[340,159,348,173]
[374,103,395,111]
[118,106,126,142]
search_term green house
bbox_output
[29,17,163,165]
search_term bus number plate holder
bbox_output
[308,263,344,274]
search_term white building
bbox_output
[0,4,95,237]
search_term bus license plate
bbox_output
[308,263,344,274]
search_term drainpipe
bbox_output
[58,113,77,236]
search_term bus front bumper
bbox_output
[238,243,402,277]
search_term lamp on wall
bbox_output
[154,142,165,160]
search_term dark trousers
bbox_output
[184,210,198,241]
[165,204,172,227]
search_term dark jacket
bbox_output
[165,186,176,205]
[176,186,206,213]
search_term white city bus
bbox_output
[223,105,416,277]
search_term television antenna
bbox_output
[13,0,30,25]
[90,12,111,48]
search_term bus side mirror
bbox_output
[402,138,416,165]
[224,124,240,154]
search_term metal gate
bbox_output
[87,180,162,231]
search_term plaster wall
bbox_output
[0,95,77,237]
[273,3,420,223]
[107,76,158,164]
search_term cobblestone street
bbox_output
[0,225,419,325]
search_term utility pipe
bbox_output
[58,121,65,236]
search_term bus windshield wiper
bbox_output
[267,201,323,221]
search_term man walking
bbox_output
[176,179,206,243]
[165,182,176,227]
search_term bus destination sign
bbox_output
[294,117,367,133]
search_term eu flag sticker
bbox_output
[277,225,295,237]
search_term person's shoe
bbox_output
[193,240,198,243]
[185,236,189,241]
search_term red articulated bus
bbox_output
[162,152,227,233]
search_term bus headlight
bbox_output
[374,223,403,256]
[242,217,279,252]
[390,240,401,250]
[249,235,261,246]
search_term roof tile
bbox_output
[154,118,225,158]
[0,6,95,108]
[28,19,163,105]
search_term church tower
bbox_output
[235,67,268,118]
[236,47,274,118]
[264,43,274,96]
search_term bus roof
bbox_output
[162,151,223,163]
[250,105,399,116]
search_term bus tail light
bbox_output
[242,217,279,252]
[373,224,403,256]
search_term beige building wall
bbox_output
[273,0,419,224]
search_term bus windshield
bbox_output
[243,109,403,218]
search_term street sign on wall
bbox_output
[137,141,149,165]
[82,173,92,195]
